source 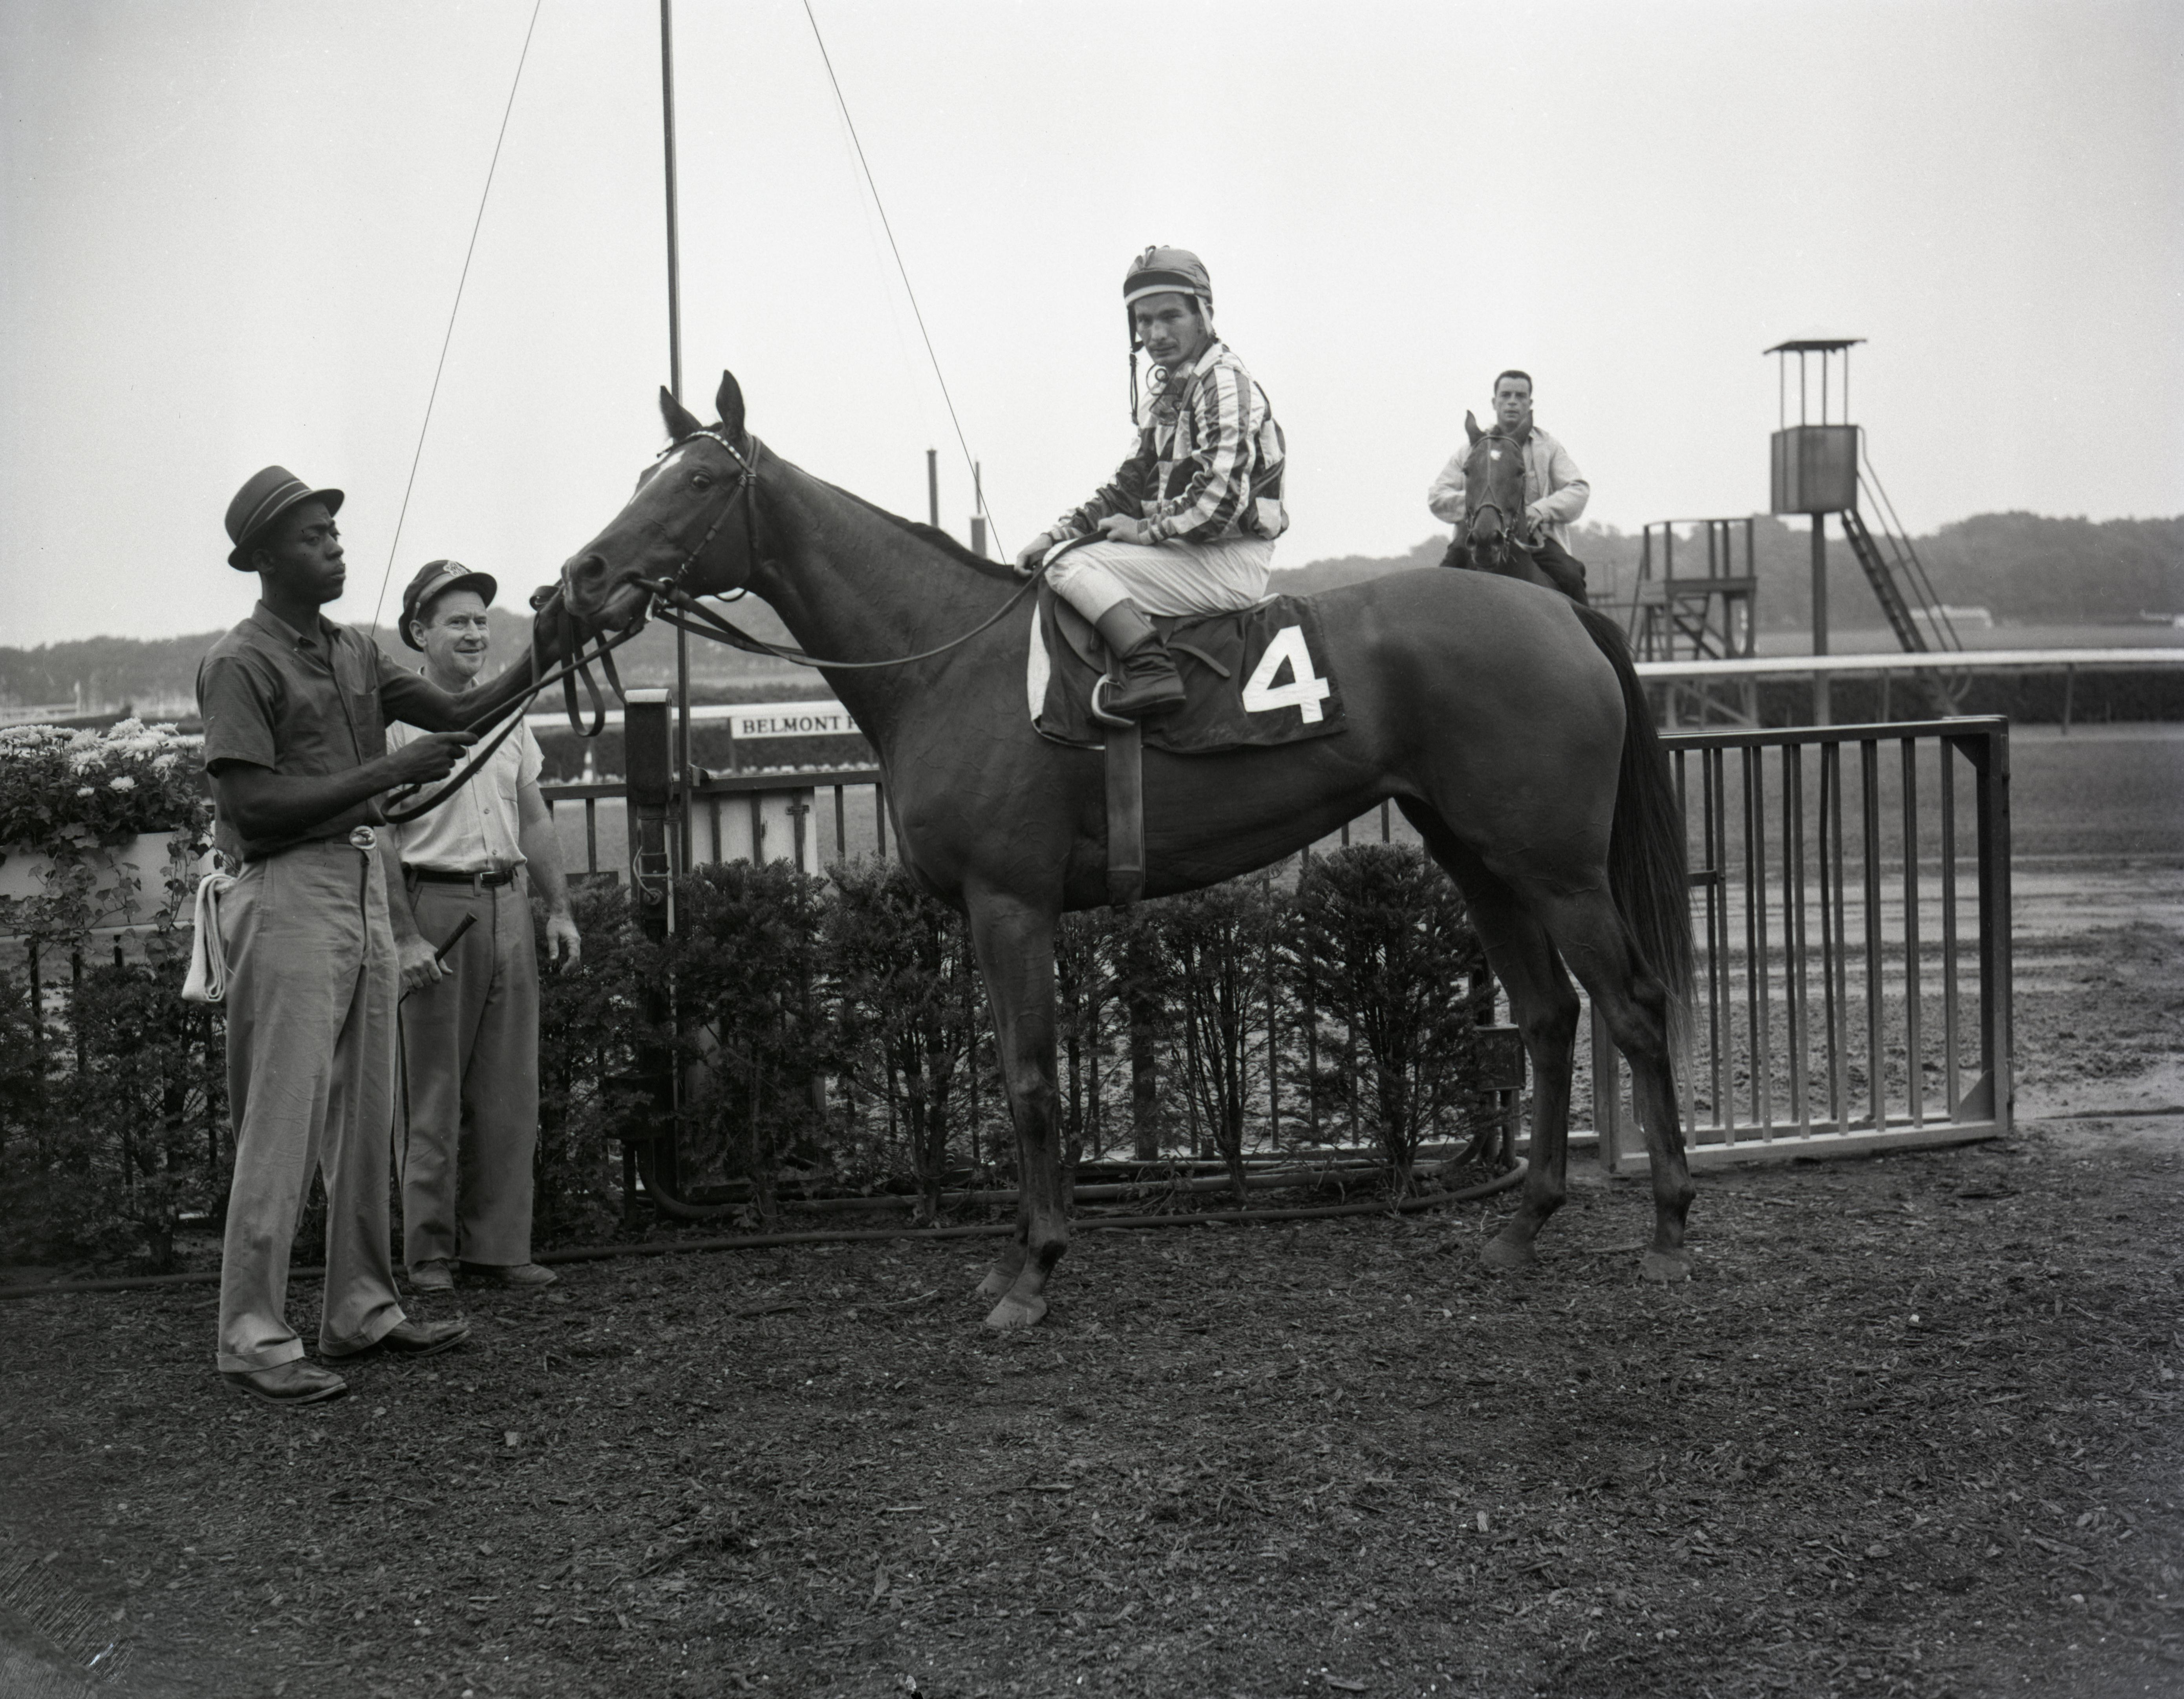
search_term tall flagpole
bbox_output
[660,0,691,870]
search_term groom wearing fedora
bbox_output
[197,466,567,1405]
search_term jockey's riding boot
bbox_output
[1092,601,1187,721]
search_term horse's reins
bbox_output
[618,427,1072,674]
[390,427,1067,828]
[379,609,650,825]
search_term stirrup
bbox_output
[1088,674,1134,730]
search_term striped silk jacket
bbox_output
[1055,340,1288,547]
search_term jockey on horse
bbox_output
[1015,247,1288,721]
[1429,369,1592,604]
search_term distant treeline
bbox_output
[0,603,804,718]
[7,512,2179,712]
[1274,512,2184,630]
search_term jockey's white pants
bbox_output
[1047,535,1276,621]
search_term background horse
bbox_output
[1439,410,1574,600]
[562,372,1696,1330]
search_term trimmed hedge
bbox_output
[0,845,1502,1268]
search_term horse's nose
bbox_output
[567,552,609,599]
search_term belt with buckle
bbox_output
[405,866,516,888]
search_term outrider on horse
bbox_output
[556,369,1697,1331]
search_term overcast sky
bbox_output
[4,0,2179,649]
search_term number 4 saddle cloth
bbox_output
[1028,583,1348,753]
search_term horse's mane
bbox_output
[813,475,1020,584]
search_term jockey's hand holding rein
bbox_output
[1013,531,1056,579]
[1012,515,1156,581]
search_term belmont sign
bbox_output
[523,699,862,740]
[726,701,859,741]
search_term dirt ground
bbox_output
[4,859,2180,1699]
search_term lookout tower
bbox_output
[1767,337,1960,717]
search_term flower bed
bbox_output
[0,720,211,854]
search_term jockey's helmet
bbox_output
[1123,247,1213,342]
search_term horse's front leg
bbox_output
[962,887,1065,1332]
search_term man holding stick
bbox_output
[386,560,580,1294]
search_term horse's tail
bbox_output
[1573,605,1695,1029]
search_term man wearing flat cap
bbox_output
[385,560,579,1295]
[198,466,569,1406]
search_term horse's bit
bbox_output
[625,428,1054,676]
[1465,434,1532,558]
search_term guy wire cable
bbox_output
[800,0,1004,558]
[368,0,547,637]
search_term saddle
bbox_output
[1029,586,1345,755]
[1028,585,1346,905]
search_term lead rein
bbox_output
[380,612,647,826]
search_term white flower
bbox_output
[75,785,95,797]
[152,753,179,773]
[108,775,137,791]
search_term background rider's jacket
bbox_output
[1427,424,1590,550]
[1054,340,1288,547]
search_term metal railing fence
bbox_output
[1593,716,2010,1172]
[543,716,2014,1175]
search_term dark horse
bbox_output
[1439,410,1577,600]
[562,373,1696,1329]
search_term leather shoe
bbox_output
[408,1259,455,1292]
[461,1261,557,1288]
[322,1318,471,1361]
[223,1359,348,1406]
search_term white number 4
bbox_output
[1240,623,1332,723]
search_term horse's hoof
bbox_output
[976,1247,1028,1300]
[983,1292,1048,1333]
[1480,1232,1538,1273]
[1640,1249,1691,1284]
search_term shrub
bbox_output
[1157,877,1282,1203]
[532,880,648,1245]
[1291,845,1491,1191]
[667,859,836,1222]
[0,943,223,1270]
[823,859,980,1221]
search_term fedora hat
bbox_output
[399,559,498,650]
[225,466,344,569]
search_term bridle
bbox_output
[391,424,1061,824]
[1464,431,1529,556]
[652,425,764,598]
[583,425,1061,680]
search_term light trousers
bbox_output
[397,879,541,1271]
[1046,535,1276,621]
[215,835,406,1372]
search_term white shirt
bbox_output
[386,703,543,872]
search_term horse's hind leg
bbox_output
[1530,884,1694,1282]
[963,888,1067,1331]
[1400,802,1579,1270]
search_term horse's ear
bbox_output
[715,371,747,444]
[1464,409,1482,445]
[660,385,703,443]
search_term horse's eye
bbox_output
[690,473,713,491]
